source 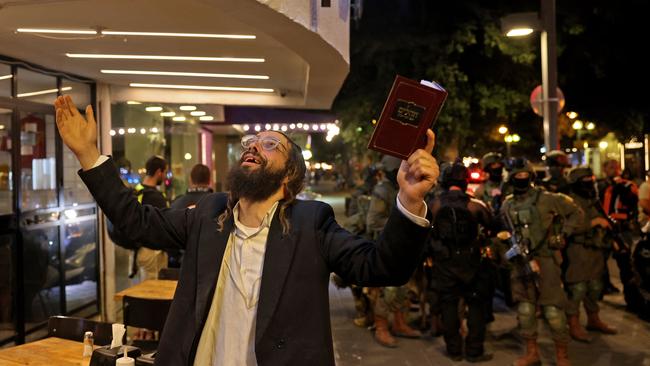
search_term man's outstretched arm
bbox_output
[54,95,189,249]
[322,130,438,285]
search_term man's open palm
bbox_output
[54,95,100,170]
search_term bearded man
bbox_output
[54,95,439,366]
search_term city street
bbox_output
[317,187,650,366]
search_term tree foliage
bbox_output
[332,0,649,161]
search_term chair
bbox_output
[157,268,180,280]
[123,296,172,352]
[47,315,113,346]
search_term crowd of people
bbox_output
[340,150,650,365]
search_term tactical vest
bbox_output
[504,188,549,255]
[570,193,610,249]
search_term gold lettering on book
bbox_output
[391,99,425,127]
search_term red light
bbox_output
[470,172,481,180]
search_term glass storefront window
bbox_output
[111,103,165,185]
[169,122,199,199]
[0,232,14,343]
[0,63,11,98]
[63,213,97,313]
[22,224,61,328]
[16,68,57,105]
[20,112,57,212]
[0,108,12,215]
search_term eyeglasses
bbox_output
[241,134,286,151]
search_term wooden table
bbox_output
[114,279,177,301]
[0,337,96,366]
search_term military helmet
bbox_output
[439,159,469,189]
[506,157,536,181]
[545,150,571,167]
[567,166,594,184]
[481,152,504,171]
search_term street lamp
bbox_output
[501,0,558,152]
[572,120,595,164]
[504,133,520,157]
[498,125,509,135]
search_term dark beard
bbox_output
[227,159,287,202]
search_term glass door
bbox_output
[0,106,16,344]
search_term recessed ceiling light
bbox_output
[17,28,98,35]
[130,83,274,93]
[100,69,269,80]
[179,106,196,111]
[67,53,264,63]
[190,111,206,116]
[145,106,163,112]
[160,112,176,117]
[127,101,141,105]
[0,74,13,81]
[172,116,186,121]
[199,116,214,121]
[17,86,71,98]
[101,30,255,39]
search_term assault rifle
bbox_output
[593,200,630,254]
[502,211,540,289]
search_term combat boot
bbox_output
[555,342,571,366]
[568,314,591,343]
[392,310,422,338]
[586,311,617,334]
[513,338,541,366]
[374,315,397,348]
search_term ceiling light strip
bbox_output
[17,28,98,35]
[129,83,274,93]
[17,86,72,98]
[100,69,269,80]
[101,31,255,39]
[17,28,255,39]
[67,54,264,63]
[0,75,13,80]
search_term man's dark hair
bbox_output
[190,164,211,186]
[217,132,307,235]
[145,155,167,176]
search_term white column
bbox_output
[96,83,117,322]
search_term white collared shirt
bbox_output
[193,201,278,366]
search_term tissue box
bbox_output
[90,345,142,366]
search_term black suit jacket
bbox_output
[80,158,431,365]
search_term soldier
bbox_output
[564,167,618,343]
[428,161,496,362]
[500,158,583,366]
[542,150,572,194]
[366,156,422,347]
[475,152,506,214]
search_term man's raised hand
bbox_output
[397,129,439,215]
[54,95,100,170]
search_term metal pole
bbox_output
[541,0,558,151]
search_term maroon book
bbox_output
[368,75,447,160]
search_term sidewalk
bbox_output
[330,283,650,365]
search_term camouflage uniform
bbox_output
[365,156,421,347]
[565,167,618,341]
[501,159,583,366]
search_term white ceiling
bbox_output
[0,0,349,109]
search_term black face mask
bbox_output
[574,180,597,198]
[487,167,503,183]
[512,177,532,194]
